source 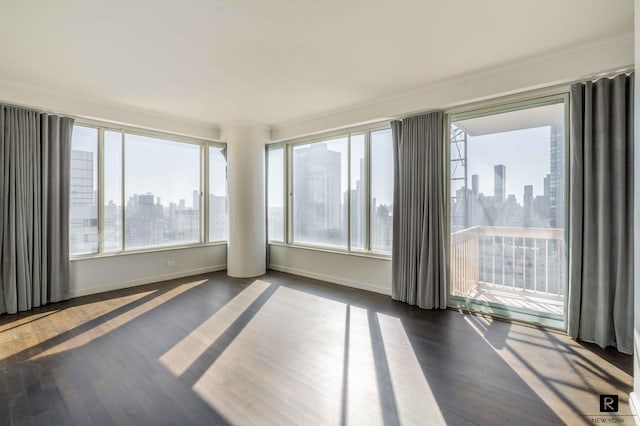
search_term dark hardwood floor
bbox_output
[0,271,633,425]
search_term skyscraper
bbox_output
[70,150,95,206]
[494,164,506,203]
[193,190,200,212]
[70,149,97,253]
[523,185,533,226]
[292,143,343,245]
[472,174,479,200]
[549,125,564,227]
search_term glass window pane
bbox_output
[209,145,228,241]
[267,146,284,242]
[124,134,201,249]
[292,137,348,247]
[370,129,393,252]
[70,125,98,255]
[349,134,365,250]
[449,101,565,319]
[104,130,122,252]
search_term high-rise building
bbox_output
[343,157,366,248]
[70,149,97,253]
[549,125,564,227]
[494,164,506,203]
[70,150,95,206]
[471,174,479,200]
[523,185,533,226]
[293,143,343,244]
[193,190,200,212]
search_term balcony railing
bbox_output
[450,227,564,310]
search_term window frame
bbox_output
[445,91,570,330]
[267,121,393,258]
[70,119,227,260]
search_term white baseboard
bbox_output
[268,264,391,296]
[66,265,227,299]
[630,392,640,425]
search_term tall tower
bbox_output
[494,164,506,203]
[472,174,479,200]
[549,125,564,227]
[70,150,94,206]
[523,185,534,226]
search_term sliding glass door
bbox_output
[448,96,567,328]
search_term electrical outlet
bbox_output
[167,260,176,268]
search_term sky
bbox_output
[455,126,553,203]
[72,126,227,208]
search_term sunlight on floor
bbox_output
[343,305,385,425]
[160,279,271,376]
[192,285,347,424]
[463,315,633,423]
[377,313,446,425]
[29,280,206,360]
[175,281,447,425]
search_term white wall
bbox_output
[69,244,227,298]
[269,245,392,295]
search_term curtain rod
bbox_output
[395,66,634,121]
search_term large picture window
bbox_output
[69,124,227,256]
[125,134,201,249]
[268,125,393,255]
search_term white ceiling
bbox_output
[0,0,633,127]
[456,103,565,136]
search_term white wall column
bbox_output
[221,123,269,278]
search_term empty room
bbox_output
[0,0,638,425]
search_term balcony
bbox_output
[450,226,564,316]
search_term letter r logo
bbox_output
[599,395,618,412]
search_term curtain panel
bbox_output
[391,111,447,309]
[0,105,74,314]
[568,73,634,354]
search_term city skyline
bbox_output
[72,126,227,208]
[465,125,552,201]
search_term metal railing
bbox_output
[450,226,564,298]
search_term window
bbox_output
[370,129,393,252]
[350,134,366,250]
[69,124,227,257]
[448,95,566,326]
[70,126,98,255]
[104,130,122,252]
[267,146,284,242]
[209,145,228,241]
[292,136,349,247]
[125,134,201,249]
[268,125,393,255]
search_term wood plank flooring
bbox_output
[0,271,634,425]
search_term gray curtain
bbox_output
[568,73,634,354]
[0,105,74,315]
[391,111,447,309]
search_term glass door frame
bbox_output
[445,92,570,330]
